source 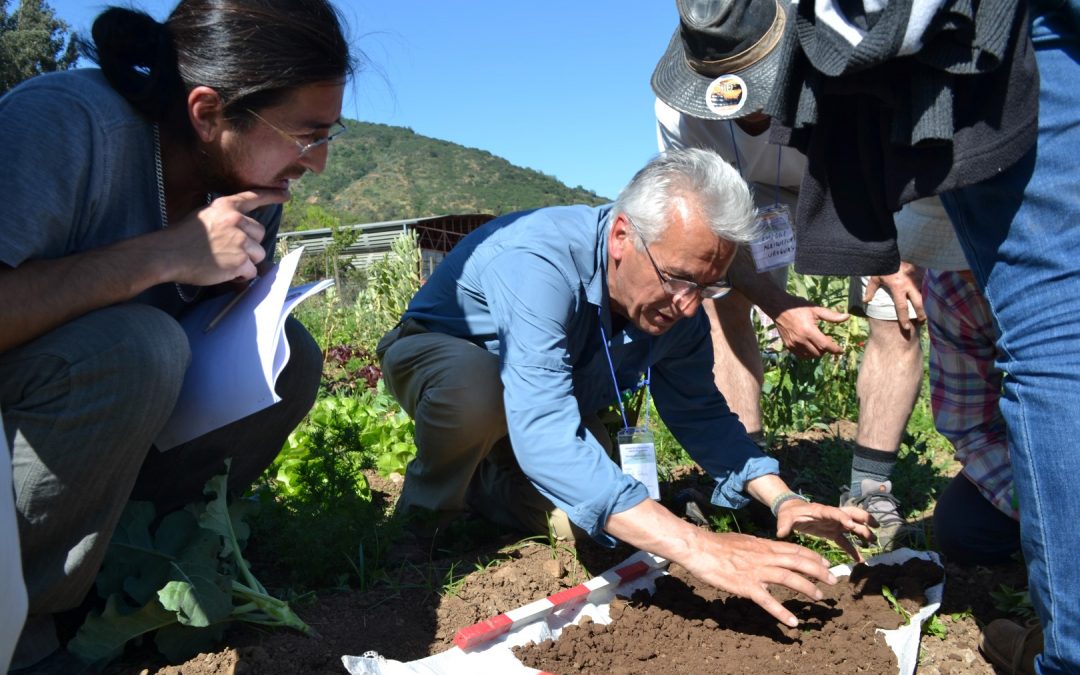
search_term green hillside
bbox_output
[289,120,610,224]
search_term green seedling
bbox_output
[923,614,948,640]
[792,533,850,567]
[708,510,743,534]
[881,585,912,623]
[990,584,1036,622]
[440,560,469,597]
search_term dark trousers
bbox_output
[1,305,320,667]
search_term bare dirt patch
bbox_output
[513,558,942,674]
[99,429,1028,675]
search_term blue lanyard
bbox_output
[597,307,651,431]
[726,119,783,208]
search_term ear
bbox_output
[608,212,633,264]
[188,86,225,143]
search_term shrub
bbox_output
[351,230,423,353]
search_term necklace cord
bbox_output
[154,123,200,303]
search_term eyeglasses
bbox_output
[624,214,732,302]
[245,109,347,158]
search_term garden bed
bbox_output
[99,424,1029,675]
[100,545,1022,675]
[514,556,943,674]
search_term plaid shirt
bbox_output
[924,270,1018,520]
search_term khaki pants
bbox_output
[377,319,610,539]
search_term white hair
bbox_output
[612,147,759,248]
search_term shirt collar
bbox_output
[587,205,615,335]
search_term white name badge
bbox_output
[749,204,796,273]
[617,427,660,500]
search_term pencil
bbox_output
[203,279,256,333]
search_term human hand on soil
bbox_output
[774,501,875,563]
[678,531,840,628]
[604,498,842,628]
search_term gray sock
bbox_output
[850,445,896,498]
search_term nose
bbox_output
[299,144,329,174]
[673,292,702,319]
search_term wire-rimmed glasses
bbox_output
[624,214,732,302]
[246,108,347,158]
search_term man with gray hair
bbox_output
[378,148,872,625]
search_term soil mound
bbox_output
[514,558,943,674]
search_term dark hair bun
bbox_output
[81,8,178,118]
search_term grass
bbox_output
[440,561,473,598]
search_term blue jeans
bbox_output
[940,8,1080,673]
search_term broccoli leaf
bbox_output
[95,501,166,602]
[74,462,311,668]
[157,571,231,628]
[69,594,176,667]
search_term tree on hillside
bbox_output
[282,201,341,232]
[0,0,78,95]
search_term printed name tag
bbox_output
[617,427,660,500]
[749,204,795,273]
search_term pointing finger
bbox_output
[217,188,290,213]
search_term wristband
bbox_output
[770,490,808,517]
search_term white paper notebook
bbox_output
[155,246,332,451]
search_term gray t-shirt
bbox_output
[0,69,280,317]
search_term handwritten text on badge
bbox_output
[750,205,796,273]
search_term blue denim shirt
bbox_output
[404,204,778,542]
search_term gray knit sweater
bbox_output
[764,0,1037,276]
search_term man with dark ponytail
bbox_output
[0,0,357,670]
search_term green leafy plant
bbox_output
[271,395,369,499]
[256,395,379,588]
[256,384,413,588]
[351,230,424,353]
[924,614,949,640]
[881,584,912,623]
[990,584,1036,622]
[272,384,415,488]
[708,509,745,535]
[358,380,418,476]
[69,462,310,668]
[761,273,866,433]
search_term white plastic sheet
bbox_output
[342,548,943,675]
[1,412,29,673]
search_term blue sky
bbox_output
[49,0,680,200]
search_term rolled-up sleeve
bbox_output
[483,252,648,544]
[652,319,779,509]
